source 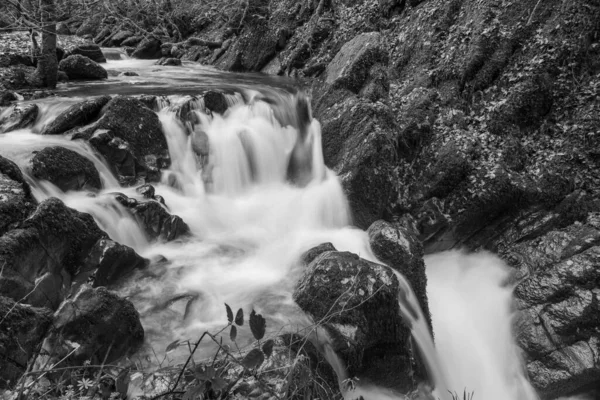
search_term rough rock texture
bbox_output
[77,238,148,288]
[325,32,388,93]
[130,200,190,241]
[0,103,38,133]
[88,128,140,184]
[35,285,144,368]
[75,16,102,38]
[131,36,162,59]
[59,54,108,80]
[56,22,71,35]
[314,87,396,229]
[367,219,431,329]
[0,198,105,308]
[31,146,102,192]
[294,247,421,393]
[204,91,228,114]
[156,57,182,66]
[0,297,52,388]
[41,95,110,135]
[121,35,143,47]
[0,155,35,236]
[67,44,107,63]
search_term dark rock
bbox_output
[0,103,38,133]
[138,95,159,110]
[121,35,143,47]
[90,96,168,167]
[325,32,388,93]
[59,54,108,80]
[77,239,148,288]
[0,91,18,107]
[107,30,133,47]
[136,184,155,199]
[204,91,228,114]
[35,285,144,368]
[75,15,102,37]
[294,249,420,392]
[57,70,69,82]
[31,146,102,192]
[68,44,107,63]
[367,220,431,329]
[0,297,52,388]
[300,242,336,266]
[314,88,397,229]
[156,57,182,66]
[120,71,139,76]
[0,53,34,68]
[88,129,139,183]
[0,198,105,306]
[512,215,600,397]
[131,36,162,59]
[41,95,110,135]
[131,200,190,241]
[93,26,112,45]
[0,155,35,236]
[56,21,71,35]
[215,22,277,72]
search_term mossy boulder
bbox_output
[67,44,107,63]
[131,36,162,59]
[59,54,108,80]
[31,146,102,192]
[294,247,420,393]
[41,95,110,135]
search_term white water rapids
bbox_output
[0,75,542,399]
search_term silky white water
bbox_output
[0,86,540,399]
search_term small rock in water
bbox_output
[204,90,228,114]
[120,71,139,76]
[156,57,181,66]
[136,184,155,199]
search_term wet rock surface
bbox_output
[31,146,102,192]
[41,95,110,135]
[131,36,162,59]
[35,285,144,368]
[0,103,38,133]
[294,246,421,393]
[59,54,108,80]
[0,297,52,388]
[0,155,35,236]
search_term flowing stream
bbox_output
[0,57,542,400]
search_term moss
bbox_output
[31,146,102,191]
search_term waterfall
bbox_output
[0,88,539,400]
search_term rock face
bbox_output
[367,219,431,329]
[67,44,107,63]
[325,32,388,93]
[41,95,110,135]
[0,297,52,388]
[0,156,35,236]
[0,198,105,308]
[88,128,139,184]
[0,103,38,133]
[314,88,396,229]
[31,146,102,192]
[59,55,108,80]
[294,246,420,393]
[131,36,162,59]
[510,212,600,398]
[35,285,144,368]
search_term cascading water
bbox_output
[0,62,542,399]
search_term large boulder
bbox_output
[367,219,431,329]
[313,88,397,229]
[294,246,421,393]
[89,96,169,167]
[41,95,110,135]
[325,32,388,94]
[0,103,38,133]
[34,285,144,369]
[31,146,102,192]
[204,91,228,114]
[67,44,107,63]
[0,156,35,236]
[0,198,105,308]
[59,55,108,80]
[131,36,162,59]
[105,30,133,47]
[0,297,52,388]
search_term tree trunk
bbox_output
[35,0,58,89]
